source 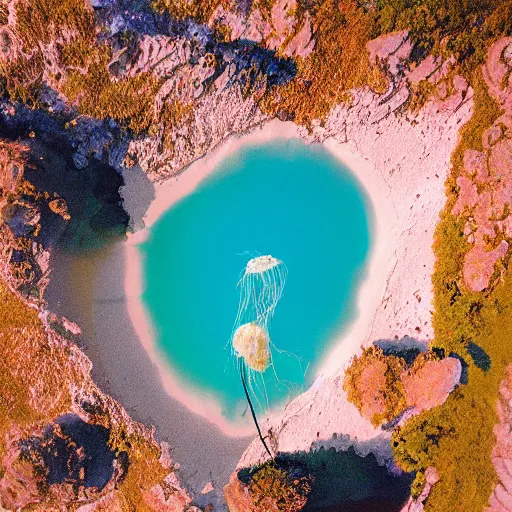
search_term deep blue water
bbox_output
[140,139,371,421]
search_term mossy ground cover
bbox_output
[0,280,74,456]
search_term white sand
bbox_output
[316,140,396,376]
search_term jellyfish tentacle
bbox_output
[239,358,272,458]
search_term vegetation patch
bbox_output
[344,346,407,427]
[238,457,312,512]
[1,0,160,134]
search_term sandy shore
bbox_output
[316,140,396,376]
[123,118,395,436]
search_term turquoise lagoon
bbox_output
[140,139,372,422]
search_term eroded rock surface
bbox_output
[210,0,315,59]
[120,20,296,178]
[401,358,461,414]
[451,37,512,292]
[486,365,512,512]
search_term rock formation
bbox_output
[344,346,461,427]
[486,365,512,512]
[452,38,512,292]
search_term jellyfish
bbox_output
[231,254,287,370]
[229,255,287,457]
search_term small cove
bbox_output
[139,138,372,422]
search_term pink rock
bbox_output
[452,175,479,216]
[270,0,297,43]
[401,358,461,413]
[489,139,512,181]
[453,74,468,93]
[494,183,512,217]
[209,6,246,40]
[504,216,512,238]
[76,492,124,512]
[483,38,512,115]
[495,458,512,496]
[473,191,496,240]
[367,30,409,62]
[407,55,441,85]
[483,124,504,149]
[62,316,81,336]
[366,30,411,76]
[283,12,315,58]
[436,81,448,100]
[245,9,271,43]
[463,240,509,292]
[142,481,192,511]
[463,149,487,182]
[428,56,456,84]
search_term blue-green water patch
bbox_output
[140,139,371,421]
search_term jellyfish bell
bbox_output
[234,254,287,328]
[233,322,270,372]
[245,255,280,274]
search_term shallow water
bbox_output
[141,139,371,421]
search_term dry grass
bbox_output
[1,0,160,133]
[0,280,77,457]
[261,1,372,125]
[344,346,407,427]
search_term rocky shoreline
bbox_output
[0,145,194,508]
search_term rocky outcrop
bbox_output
[0,139,26,193]
[344,346,461,427]
[210,0,315,59]
[486,365,512,511]
[367,30,412,76]
[463,241,509,292]
[451,37,512,292]
[117,19,296,179]
[224,458,311,512]
[401,358,461,414]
